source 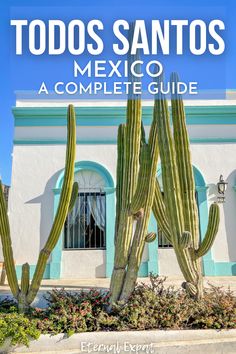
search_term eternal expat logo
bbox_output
[10,19,225,96]
[80,341,154,354]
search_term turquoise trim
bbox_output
[13,137,236,145]
[16,264,50,280]
[13,105,236,127]
[51,160,151,278]
[190,138,236,144]
[50,160,115,279]
[13,140,117,145]
[13,261,236,280]
[105,192,115,277]
[214,262,236,276]
[55,161,114,190]
[138,262,148,277]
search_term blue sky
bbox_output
[0,0,236,185]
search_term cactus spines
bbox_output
[145,232,157,243]
[0,104,77,311]
[68,182,79,213]
[152,73,220,299]
[27,104,76,305]
[21,263,30,295]
[130,144,151,215]
[171,72,199,250]
[196,203,220,258]
[114,124,126,242]
[109,96,142,304]
[0,181,19,298]
[152,181,172,243]
[109,28,142,304]
[183,282,197,297]
[118,95,160,302]
[141,121,146,145]
[179,231,192,249]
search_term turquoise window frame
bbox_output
[50,161,115,279]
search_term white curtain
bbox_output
[87,194,105,231]
[67,196,83,226]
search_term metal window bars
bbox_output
[64,189,106,250]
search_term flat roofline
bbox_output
[16,99,236,107]
[15,90,236,107]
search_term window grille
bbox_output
[64,190,106,250]
[158,229,172,248]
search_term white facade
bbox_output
[2,97,236,279]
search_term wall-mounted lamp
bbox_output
[217,174,228,203]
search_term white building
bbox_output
[2,94,236,280]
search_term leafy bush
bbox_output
[31,288,112,334]
[0,297,18,313]
[0,313,40,347]
[0,275,236,349]
[113,274,236,330]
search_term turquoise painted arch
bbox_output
[55,160,115,189]
[50,160,116,279]
[48,161,235,279]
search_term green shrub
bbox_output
[31,288,112,334]
[0,275,236,349]
[0,297,18,313]
[0,313,40,347]
[113,274,236,330]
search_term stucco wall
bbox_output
[6,144,117,267]
[61,250,106,278]
[158,249,182,276]
[3,105,236,277]
[5,141,236,270]
[191,143,236,262]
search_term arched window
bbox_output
[64,170,106,250]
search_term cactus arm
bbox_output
[179,231,192,249]
[21,263,30,295]
[114,124,126,242]
[152,180,172,243]
[110,97,141,303]
[0,181,19,298]
[120,98,160,301]
[170,73,206,297]
[27,104,76,305]
[171,72,199,249]
[155,89,199,285]
[120,145,157,301]
[155,90,184,246]
[130,144,151,215]
[145,232,157,243]
[195,203,220,258]
[141,121,146,145]
[68,182,79,213]
[110,29,142,304]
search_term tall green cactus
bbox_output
[0,104,77,312]
[109,24,143,304]
[119,98,160,302]
[153,73,220,298]
[109,99,142,303]
[110,77,160,304]
[110,69,220,304]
